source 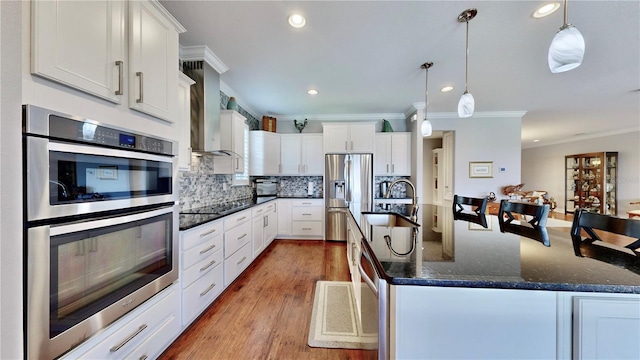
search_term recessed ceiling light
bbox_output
[307,89,318,95]
[533,3,560,18]
[533,139,540,142]
[288,14,306,28]
[440,86,454,93]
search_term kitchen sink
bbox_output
[362,212,420,228]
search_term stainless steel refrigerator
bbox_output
[325,153,373,241]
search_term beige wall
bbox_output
[522,131,640,216]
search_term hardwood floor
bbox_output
[159,240,376,360]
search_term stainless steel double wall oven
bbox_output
[23,105,179,359]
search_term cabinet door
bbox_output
[374,134,391,175]
[277,199,292,236]
[264,132,281,175]
[323,124,350,153]
[232,119,247,173]
[302,134,323,175]
[390,133,411,175]
[349,123,375,152]
[251,216,264,259]
[265,209,277,246]
[128,0,179,122]
[31,0,125,103]
[280,135,302,175]
[177,73,194,171]
[250,131,280,176]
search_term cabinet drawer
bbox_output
[224,242,252,286]
[126,310,180,360]
[181,220,223,252]
[224,223,251,258]
[252,204,267,218]
[292,206,322,221]
[182,247,223,289]
[182,264,224,326]
[292,221,323,236]
[71,287,179,359]
[291,199,322,207]
[223,210,250,230]
[182,232,223,271]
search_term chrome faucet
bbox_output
[384,178,419,222]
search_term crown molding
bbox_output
[151,0,186,33]
[522,126,640,149]
[180,45,229,74]
[407,103,526,120]
[275,113,407,121]
[219,81,260,119]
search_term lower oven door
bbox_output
[359,245,388,359]
[26,204,178,360]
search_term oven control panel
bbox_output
[48,114,173,156]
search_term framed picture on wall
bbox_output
[469,161,493,178]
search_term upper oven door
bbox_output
[26,137,176,222]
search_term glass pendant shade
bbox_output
[457,91,474,118]
[548,25,585,73]
[421,119,432,137]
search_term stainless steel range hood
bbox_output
[182,60,232,156]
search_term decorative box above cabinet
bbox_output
[31,0,185,123]
[565,152,618,215]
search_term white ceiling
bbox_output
[161,0,640,148]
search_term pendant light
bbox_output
[457,8,477,118]
[420,62,433,137]
[548,0,584,73]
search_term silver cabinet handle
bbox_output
[139,355,148,360]
[238,233,247,240]
[238,216,247,222]
[136,71,143,103]
[302,228,312,230]
[200,282,217,297]
[302,202,312,205]
[386,164,389,173]
[200,228,217,237]
[236,157,240,171]
[255,209,264,214]
[110,324,147,352]
[265,216,268,226]
[263,216,267,227]
[302,213,312,216]
[351,141,354,150]
[200,259,217,272]
[392,164,395,173]
[345,141,348,151]
[199,244,216,255]
[115,61,123,95]
[278,164,282,173]
[237,256,247,265]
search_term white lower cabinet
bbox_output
[179,219,224,327]
[223,209,252,286]
[61,284,180,360]
[277,199,292,237]
[290,199,324,239]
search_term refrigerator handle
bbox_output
[345,156,352,202]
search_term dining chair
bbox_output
[452,195,488,215]
[498,200,551,246]
[453,195,489,228]
[570,209,640,274]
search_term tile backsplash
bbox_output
[277,176,323,197]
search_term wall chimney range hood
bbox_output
[181,46,233,156]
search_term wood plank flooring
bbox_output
[159,240,376,360]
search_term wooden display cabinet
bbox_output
[565,152,618,215]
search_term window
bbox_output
[233,123,249,186]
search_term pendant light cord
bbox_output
[425,65,429,120]
[464,19,469,93]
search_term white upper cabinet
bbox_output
[322,123,375,153]
[31,0,185,123]
[177,72,195,171]
[128,0,183,122]
[214,110,247,174]
[374,133,411,176]
[31,1,126,103]
[250,131,281,176]
[280,134,323,175]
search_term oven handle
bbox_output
[49,205,174,236]
[358,248,379,299]
[48,141,173,163]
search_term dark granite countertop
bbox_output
[179,196,277,231]
[361,204,640,294]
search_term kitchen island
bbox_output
[356,204,640,359]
